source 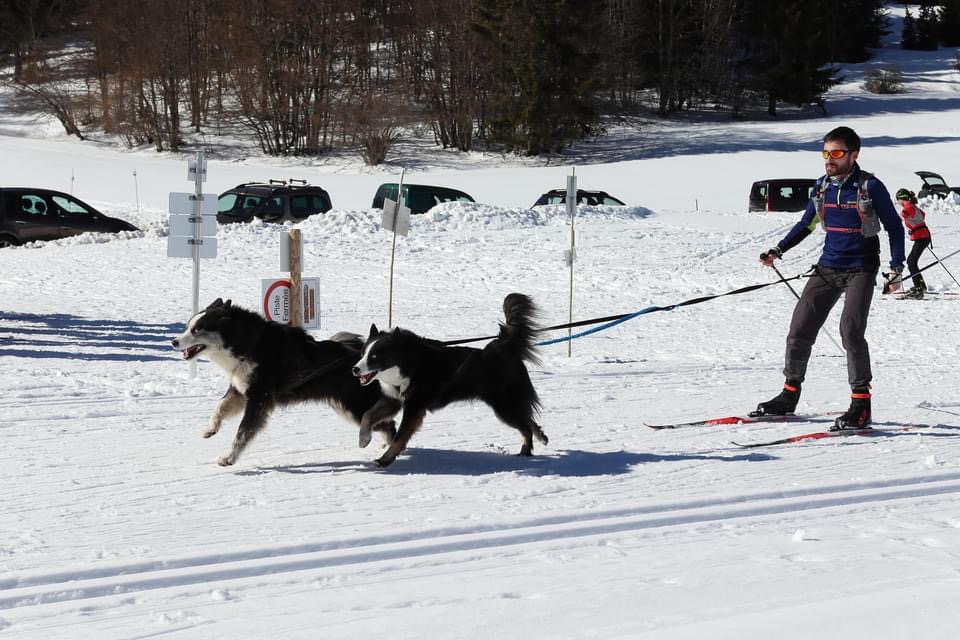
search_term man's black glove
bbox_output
[759,247,782,266]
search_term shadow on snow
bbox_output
[245,446,772,477]
[0,310,181,362]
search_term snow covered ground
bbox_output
[3,7,960,639]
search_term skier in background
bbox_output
[893,188,931,299]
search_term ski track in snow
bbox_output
[6,470,960,609]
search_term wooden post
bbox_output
[288,229,302,327]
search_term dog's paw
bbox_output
[217,454,235,467]
[203,427,219,439]
[374,454,395,468]
[358,426,372,449]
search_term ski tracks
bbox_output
[5,471,960,614]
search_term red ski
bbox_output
[731,424,930,448]
[645,414,812,430]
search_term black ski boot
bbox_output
[831,389,872,431]
[904,274,927,299]
[750,381,801,417]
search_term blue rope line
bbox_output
[537,306,662,346]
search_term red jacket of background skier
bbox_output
[899,200,930,241]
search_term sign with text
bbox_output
[261,277,320,329]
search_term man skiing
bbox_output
[753,126,906,431]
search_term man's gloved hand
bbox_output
[759,247,782,267]
[882,270,903,294]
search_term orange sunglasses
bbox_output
[821,149,853,159]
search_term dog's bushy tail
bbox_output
[497,293,541,365]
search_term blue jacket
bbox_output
[777,164,905,271]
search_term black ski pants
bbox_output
[783,266,876,389]
[907,237,930,290]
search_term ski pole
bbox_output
[885,247,960,294]
[927,245,960,289]
[771,264,844,355]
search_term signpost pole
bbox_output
[566,169,576,357]
[288,229,302,327]
[189,150,204,377]
[191,150,203,320]
[387,168,405,328]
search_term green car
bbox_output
[372,183,475,214]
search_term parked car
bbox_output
[0,187,138,248]
[748,178,816,212]
[217,179,332,224]
[915,171,960,199]
[531,189,626,207]
[372,183,475,215]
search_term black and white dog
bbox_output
[172,299,401,466]
[352,293,548,467]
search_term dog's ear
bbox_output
[208,298,224,309]
[368,323,379,338]
[224,299,232,308]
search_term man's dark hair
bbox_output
[823,126,861,151]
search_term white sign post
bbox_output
[380,168,411,328]
[167,150,218,376]
[565,170,577,357]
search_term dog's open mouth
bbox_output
[181,344,206,360]
[357,371,377,386]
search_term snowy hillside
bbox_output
[3,6,960,639]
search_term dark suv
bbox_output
[532,189,626,207]
[915,171,960,199]
[0,187,138,248]
[217,180,332,224]
[748,179,816,212]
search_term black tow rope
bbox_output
[287,248,960,387]
[443,272,807,347]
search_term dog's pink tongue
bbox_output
[182,345,202,359]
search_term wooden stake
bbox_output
[288,228,302,327]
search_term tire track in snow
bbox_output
[4,470,960,610]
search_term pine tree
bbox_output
[830,0,889,62]
[737,0,840,116]
[901,8,918,49]
[941,0,960,47]
[473,0,604,155]
[916,2,940,50]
